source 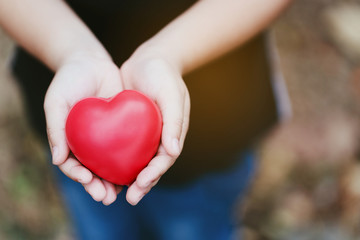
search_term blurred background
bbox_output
[0,23,72,240]
[1,0,360,239]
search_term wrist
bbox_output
[57,48,113,71]
[132,39,185,74]
[120,43,186,93]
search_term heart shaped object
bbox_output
[65,90,162,185]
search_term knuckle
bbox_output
[173,117,183,129]
[163,118,182,136]
[43,100,51,112]
[46,127,57,140]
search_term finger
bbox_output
[83,177,107,202]
[157,83,186,157]
[139,146,174,186]
[126,177,160,206]
[180,91,191,147]
[58,157,93,184]
[44,94,70,165]
[126,147,174,204]
[101,180,118,206]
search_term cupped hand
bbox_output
[44,53,124,205]
[120,47,191,205]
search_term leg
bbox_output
[137,151,256,240]
[54,168,141,240]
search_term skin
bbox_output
[0,0,292,205]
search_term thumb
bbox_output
[44,96,70,165]
[157,89,185,157]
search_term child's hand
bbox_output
[120,47,190,205]
[44,53,124,205]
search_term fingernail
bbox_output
[78,171,93,184]
[78,176,86,184]
[102,199,112,206]
[172,138,180,155]
[52,146,59,164]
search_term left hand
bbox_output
[120,46,191,205]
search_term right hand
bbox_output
[44,53,124,205]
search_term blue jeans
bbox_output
[54,151,255,240]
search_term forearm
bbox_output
[0,0,110,71]
[139,0,292,74]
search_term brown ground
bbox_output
[1,0,360,239]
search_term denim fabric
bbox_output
[53,151,255,240]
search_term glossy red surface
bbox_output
[66,90,162,185]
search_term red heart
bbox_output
[65,90,162,185]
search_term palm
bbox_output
[47,58,123,105]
